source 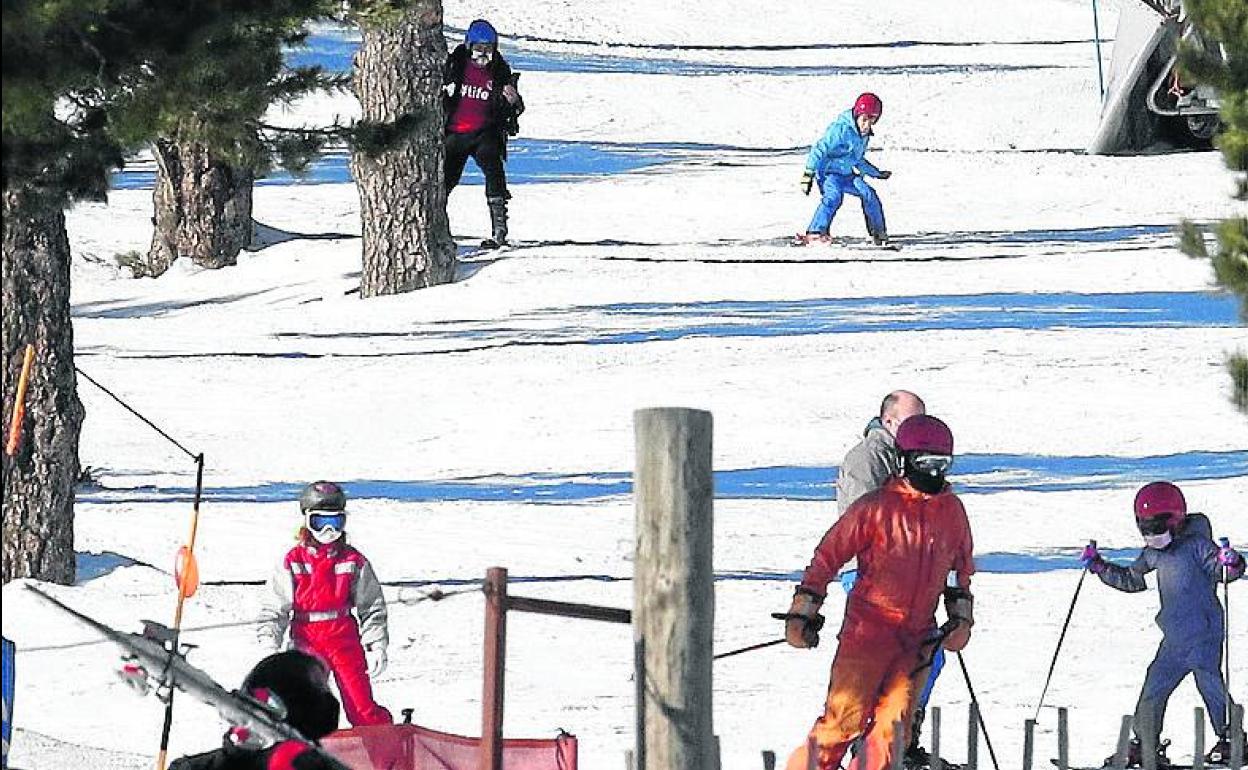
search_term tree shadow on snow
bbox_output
[247,220,358,252]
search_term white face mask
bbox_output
[310,528,342,544]
[1143,532,1173,550]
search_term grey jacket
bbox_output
[1097,513,1243,640]
[836,418,902,515]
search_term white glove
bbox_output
[366,645,387,678]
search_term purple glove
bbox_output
[1217,538,1243,568]
[1081,541,1106,574]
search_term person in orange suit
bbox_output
[782,415,975,770]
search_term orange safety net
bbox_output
[321,723,577,770]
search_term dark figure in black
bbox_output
[444,18,525,248]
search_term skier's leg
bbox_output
[807,175,846,235]
[1134,639,1187,745]
[848,176,887,238]
[857,660,919,770]
[444,132,474,193]
[907,646,944,756]
[1190,634,1230,736]
[472,133,510,244]
[322,624,392,727]
[786,627,896,770]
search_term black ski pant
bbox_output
[444,128,509,200]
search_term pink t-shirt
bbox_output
[448,63,493,134]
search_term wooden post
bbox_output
[633,408,715,770]
[1024,719,1036,770]
[1057,707,1069,770]
[1194,707,1205,770]
[891,721,905,769]
[967,702,979,770]
[1231,703,1245,770]
[1112,715,1133,770]
[931,707,942,770]
[481,567,507,770]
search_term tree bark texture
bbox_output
[2,189,84,585]
[351,2,456,298]
[146,137,254,276]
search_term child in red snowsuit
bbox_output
[257,481,392,727]
[784,416,975,770]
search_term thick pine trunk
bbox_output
[1,189,84,585]
[351,2,456,298]
[146,138,254,276]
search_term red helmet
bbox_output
[853,92,883,121]
[1133,481,1186,531]
[895,415,953,455]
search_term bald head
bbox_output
[879,390,925,436]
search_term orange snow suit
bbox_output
[787,476,975,770]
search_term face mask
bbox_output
[1143,532,1173,550]
[470,46,493,66]
[903,453,948,494]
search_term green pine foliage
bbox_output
[2,2,358,203]
[1177,0,1248,413]
[128,0,349,178]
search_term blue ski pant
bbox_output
[840,570,943,710]
[807,173,886,236]
[1135,633,1232,740]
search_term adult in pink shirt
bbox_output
[443,19,524,248]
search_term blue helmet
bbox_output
[465,19,498,46]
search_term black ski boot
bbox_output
[482,196,508,249]
[1100,738,1172,768]
[1205,730,1248,766]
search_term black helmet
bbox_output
[241,651,340,740]
[299,481,346,513]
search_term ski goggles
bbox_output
[1136,516,1171,536]
[308,512,346,533]
[911,454,954,474]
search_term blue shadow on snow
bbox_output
[77,450,1248,506]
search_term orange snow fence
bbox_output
[322,723,576,770]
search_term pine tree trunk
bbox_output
[351,2,456,298]
[146,138,254,276]
[2,189,84,585]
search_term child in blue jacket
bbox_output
[1081,481,1245,768]
[798,92,893,247]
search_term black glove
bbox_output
[772,609,825,648]
[877,170,892,180]
[800,170,814,196]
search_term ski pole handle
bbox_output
[1219,537,1230,548]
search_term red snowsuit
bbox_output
[258,538,392,727]
[788,477,975,770]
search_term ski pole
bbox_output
[1220,537,1231,733]
[957,651,1001,770]
[713,638,787,661]
[1034,554,1090,721]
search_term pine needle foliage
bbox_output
[1177,0,1248,412]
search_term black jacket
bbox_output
[442,44,524,137]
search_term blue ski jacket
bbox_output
[804,109,882,181]
[1097,513,1243,641]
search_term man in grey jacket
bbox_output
[836,390,925,514]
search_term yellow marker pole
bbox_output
[155,453,205,770]
[5,344,36,457]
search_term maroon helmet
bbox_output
[1133,481,1186,533]
[895,415,953,455]
[853,92,883,121]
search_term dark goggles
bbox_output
[911,454,954,474]
[1136,516,1171,536]
[308,512,346,532]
